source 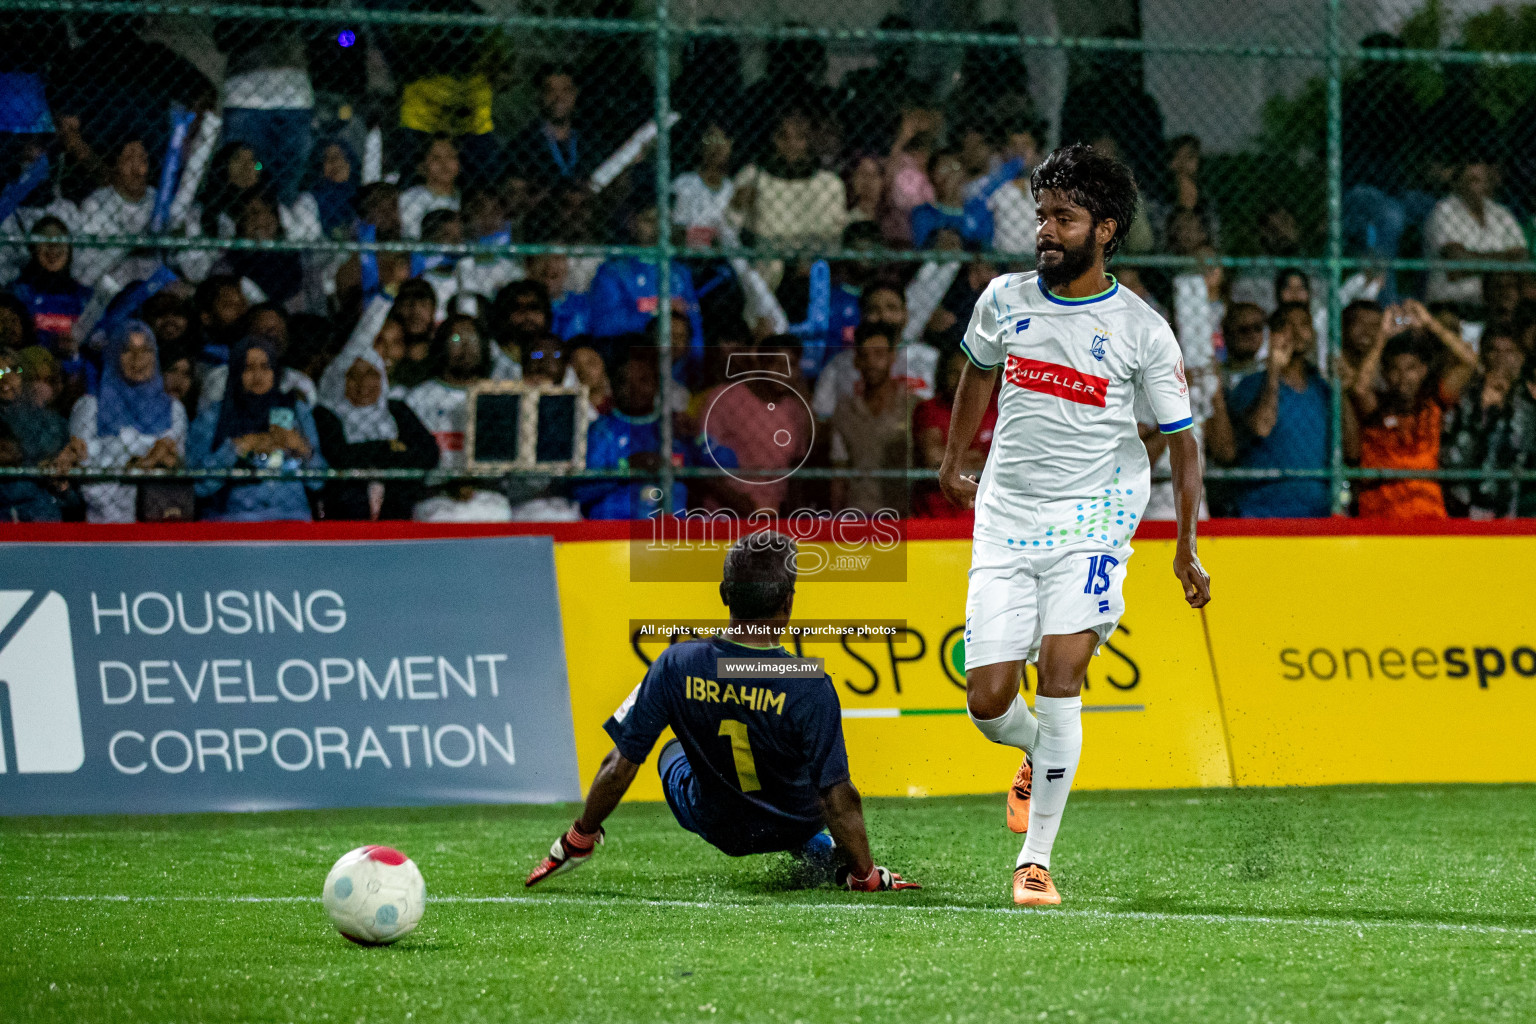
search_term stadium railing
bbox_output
[5,0,1536,517]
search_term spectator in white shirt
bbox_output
[399,135,462,240]
[731,110,847,251]
[673,124,736,249]
[405,314,488,470]
[414,483,513,522]
[1424,161,1527,308]
[988,116,1044,256]
[60,320,187,522]
[73,140,157,287]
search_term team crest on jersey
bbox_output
[1089,334,1108,360]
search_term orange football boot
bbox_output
[1012,862,1060,906]
[1006,755,1032,834]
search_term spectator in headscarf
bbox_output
[313,339,439,520]
[16,346,66,415]
[8,215,93,354]
[0,417,61,521]
[297,137,360,240]
[0,344,68,465]
[739,35,836,164]
[59,320,188,522]
[199,302,317,413]
[186,335,325,521]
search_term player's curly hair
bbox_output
[1029,143,1140,261]
[720,531,798,621]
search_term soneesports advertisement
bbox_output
[554,534,1536,797]
[0,538,580,815]
[556,537,1232,799]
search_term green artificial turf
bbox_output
[3,785,1535,1023]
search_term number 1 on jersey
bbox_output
[718,719,761,792]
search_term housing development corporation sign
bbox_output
[0,538,580,815]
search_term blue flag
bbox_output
[0,153,50,227]
[149,106,198,233]
[357,222,380,298]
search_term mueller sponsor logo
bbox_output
[1005,355,1109,408]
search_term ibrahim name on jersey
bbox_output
[960,272,1192,552]
[603,638,850,856]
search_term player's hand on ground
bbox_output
[938,461,979,510]
[1174,547,1211,609]
[837,864,921,891]
[525,822,603,887]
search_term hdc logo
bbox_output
[0,591,84,774]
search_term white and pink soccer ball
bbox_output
[322,845,427,945]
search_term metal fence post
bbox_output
[1325,0,1346,515]
[653,0,676,516]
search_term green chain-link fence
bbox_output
[4,0,1536,522]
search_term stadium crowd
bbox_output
[3,13,1536,523]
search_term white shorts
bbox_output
[963,538,1131,671]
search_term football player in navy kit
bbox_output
[526,532,918,893]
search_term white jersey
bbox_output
[405,379,470,470]
[962,271,1191,551]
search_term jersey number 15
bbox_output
[1083,554,1119,596]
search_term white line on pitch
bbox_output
[15,893,1535,938]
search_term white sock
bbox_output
[968,694,1038,753]
[1018,695,1083,870]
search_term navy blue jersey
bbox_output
[604,638,850,852]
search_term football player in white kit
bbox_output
[938,144,1212,906]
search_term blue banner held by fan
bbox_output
[787,260,831,339]
[357,222,380,298]
[0,153,51,228]
[149,107,198,233]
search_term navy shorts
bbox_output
[656,740,823,856]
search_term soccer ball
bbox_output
[322,845,427,945]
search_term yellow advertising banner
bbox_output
[1201,535,1536,786]
[554,538,1231,799]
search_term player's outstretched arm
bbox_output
[938,360,1001,509]
[525,746,639,887]
[1166,429,1211,609]
[818,780,920,891]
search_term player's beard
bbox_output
[1036,234,1098,290]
